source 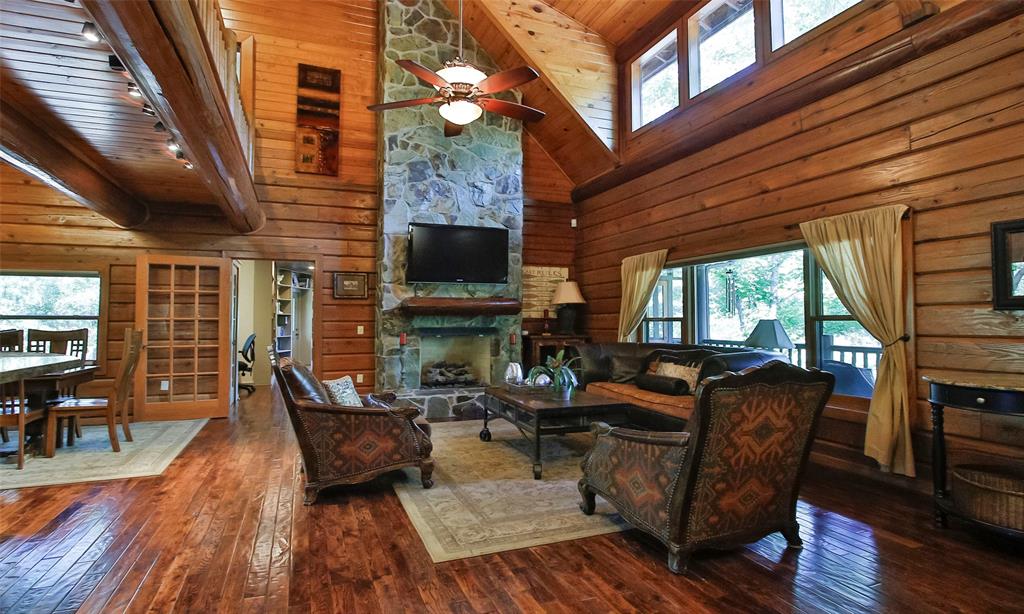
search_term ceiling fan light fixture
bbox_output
[435,62,487,88]
[438,100,482,126]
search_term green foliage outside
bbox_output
[0,275,100,359]
[779,0,861,47]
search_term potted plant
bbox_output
[527,349,580,400]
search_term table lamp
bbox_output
[744,319,794,350]
[551,281,586,334]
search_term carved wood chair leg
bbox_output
[0,426,8,443]
[45,411,58,459]
[578,481,596,515]
[420,458,435,489]
[106,409,121,453]
[667,545,689,574]
[121,408,133,442]
[303,485,319,506]
[782,523,803,549]
[74,418,83,438]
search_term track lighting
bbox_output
[81,22,101,42]
[108,55,125,72]
[153,121,166,132]
[141,104,156,116]
[128,83,142,98]
[175,150,186,160]
[183,161,194,170]
[167,139,181,153]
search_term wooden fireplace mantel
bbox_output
[398,297,522,316]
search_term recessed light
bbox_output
[81,22,101,42]
[141,104,156,116]
[167,139,180,153]
[307,265,315,270]
[183,161,194,170]
[127,83,142,98]
[153,121,166,132]
[108,55,125,72]
[175,150,185,160]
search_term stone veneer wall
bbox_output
[376,0,524,396]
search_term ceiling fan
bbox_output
[366,0,545,137]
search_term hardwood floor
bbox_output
[1,386,1021,614]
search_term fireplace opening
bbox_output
[419,335,491,389]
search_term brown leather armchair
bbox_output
[270,351,433,505]
[579,361,834,573]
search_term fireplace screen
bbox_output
[419,335,491,388]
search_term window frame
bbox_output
[631,28,681,129]
[686,0,760,100]
[0,267,109,371]
[624,0,867,138]
[640,242,880,409]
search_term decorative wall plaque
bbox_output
[522,266,568,318]
[333,272,368,299]
[295,63,341,175]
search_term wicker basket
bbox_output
[950,464,1024,531]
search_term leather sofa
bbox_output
[577,342,787,421]
[270,350,434,504]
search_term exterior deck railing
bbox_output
[700,338,882,375]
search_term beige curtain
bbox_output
[800,205,914,477]
[618,249,668,342]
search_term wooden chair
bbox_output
[0,329,24,352]
[579,361,834,573]
[1,380,45,469]
[26,328,88,363]
[45,329,143,457]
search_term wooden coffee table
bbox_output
[482,386,683,479]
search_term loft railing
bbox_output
[191,0,253,171]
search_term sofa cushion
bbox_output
[280,361,331,404]
[635,373,689,396]
[587,381,695,421]
[657,362,701,390]
[609,354,646,383]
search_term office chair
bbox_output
[238,333,257,395]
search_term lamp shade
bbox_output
[551,281,585,305]
[744,319,794,349]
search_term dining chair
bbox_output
[1,380,45,469]
[0,329,24,352]
[45,329,143,457]
[26,328,89,363]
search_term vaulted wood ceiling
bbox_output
[543,0,678,46]
[0,0,215,206]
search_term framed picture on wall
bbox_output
[333,272,368,299]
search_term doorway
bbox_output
[233,259,315,401]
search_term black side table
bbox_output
[925,376,1024,538]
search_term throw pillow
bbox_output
[657,362,701,391]
[323,375,363,407]
[634,373,690,396]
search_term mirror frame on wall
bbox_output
[991,219,1024,311]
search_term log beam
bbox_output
[80,0,265,234]
[572,0,1024,202]
[0,103,149,228]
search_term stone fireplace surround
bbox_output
[375,0,524,419]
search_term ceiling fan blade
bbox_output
[396,59,450,89]
[367,96,444,111]
[444,121,464,138]
[477,97,546,122]
[475,66,540,95]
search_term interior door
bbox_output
[229,260,240,405]
[134,254,231,420]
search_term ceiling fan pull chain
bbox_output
[459,0,464,59]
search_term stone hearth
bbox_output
[374,0,524,414]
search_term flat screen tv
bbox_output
[406,223,509,283]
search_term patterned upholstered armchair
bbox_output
[270,350,433,505]
[579,361,834,573]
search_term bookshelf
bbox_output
[273,263,313,363]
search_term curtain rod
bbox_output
[783,209,911,231]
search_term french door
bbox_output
[134,255,231,420]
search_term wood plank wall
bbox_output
[0,0,577,399]
[575,16,1024,480]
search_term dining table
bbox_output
[1,352,82,466]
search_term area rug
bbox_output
[0,420,207,489]
[392,419,628,562]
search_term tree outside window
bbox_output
[0,273,101,360]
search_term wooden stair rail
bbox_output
[572,0,1024,202]
[81,0,265,234]
[398,297,523,316]
[0,102,149,229]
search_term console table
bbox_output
[925,376,1024,538]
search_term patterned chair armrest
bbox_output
[579,422,691,542]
